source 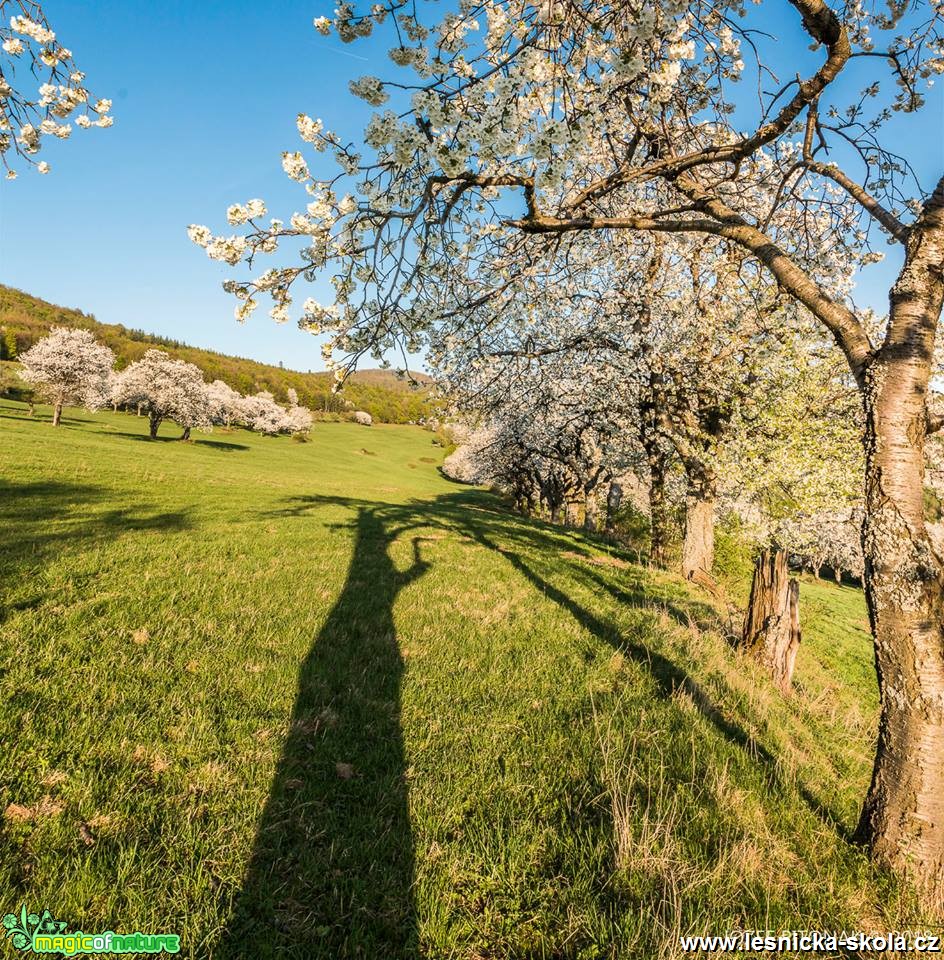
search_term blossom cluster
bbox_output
[0,3,113,177]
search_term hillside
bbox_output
[0,397,911,959]
[0,285,439,424]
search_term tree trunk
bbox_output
[833,566,842,584]
[149,412,161,439]
[180,426,191,441]
[550,503,562,525]
[853,191,944,900]
[854,374,944,897]
[812,564,821,580]
[564,502,580,527]
[605,481,623,533]
[682,465,716,584]
[647,449,672,567]
[740,550,801,694]
[52,400,63,427]
[583,493,599,532]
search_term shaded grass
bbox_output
[0,399,912,958]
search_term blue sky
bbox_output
[0,0,381,371]
[0,1,941,372]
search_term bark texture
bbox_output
[646,446,672,568]
[52,400,63,427]
[564,502,580,527]
[682,467,716,585]
[853,188,944,901]
[149,412,161,440]
[740,550,801,695]
[605,481,623,533]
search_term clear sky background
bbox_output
[0,0,384,371]
[0,1,942,372]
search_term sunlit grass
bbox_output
[0,399,910,958]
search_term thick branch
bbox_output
[508,186,874,384]
[567,0,851,211]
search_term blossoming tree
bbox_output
[111,349,212,440]
[17,326,114,425]
[205,379,245,427]
[239,391,291,435]
[0,0,113,177]
[191,0,944,891]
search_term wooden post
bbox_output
[740,550,801,694]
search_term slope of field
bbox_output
[0,401,913,958]
[0,285,438,424]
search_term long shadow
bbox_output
[467,525,853,840]
[435,501,853,838]
[107,432,250,450]
[260,492,851,844]
[195,439,250,452]
[216,506,428,959]
[0,479,191,625]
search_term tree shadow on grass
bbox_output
[107,432,250,450]
[0,407,95,425]
[452,498,853,839]
[473,524,853,842]
[215,506,428,960]
[0,479,192,625]
[195,439,250,452]
[228,490,856,955]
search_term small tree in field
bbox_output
[18,327,114,425]
[285,401,313,436]
[239,391,290,435]
[111,349,212,440]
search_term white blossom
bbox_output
[18,327,115,423]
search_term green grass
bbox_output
[0,400,915,958]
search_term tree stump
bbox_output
[740,550,801,694]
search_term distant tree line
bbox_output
[0,286,440,424]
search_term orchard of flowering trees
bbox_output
[7,328,314,439]
[189,0,944,896]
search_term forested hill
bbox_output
[0,285,438,424]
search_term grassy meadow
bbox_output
[0,399,916,958]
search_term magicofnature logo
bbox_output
[2,905,180,955]
[3,907,67,950]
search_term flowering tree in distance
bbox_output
[191,0,944,893]
[205,379,245,427]
[0,1,113,178]
[282,386,315,434]
[111,350,212,440]
[239,391,291,435]
[18,326,114,425]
